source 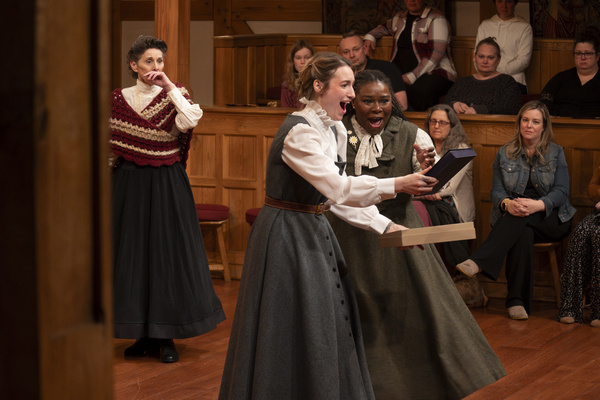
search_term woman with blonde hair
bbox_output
[281,39,315,108]
[456,101,575,320]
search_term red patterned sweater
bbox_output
[109,84,194,167]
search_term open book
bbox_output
[425,148,477,194]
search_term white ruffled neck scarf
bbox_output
[351,116,383,175]
[299,97,336,128]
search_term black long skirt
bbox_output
[112,160,225,339]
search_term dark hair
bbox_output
[574,26,600,53]
[424,104,470,155]
[349,69,404,118]
[505,100,554,162]
[283,40,315,89]
[342,30,362,40]
[127,35,168,79]
[492,0,517,4]
[475,36,501,58]
[296,52,353,100]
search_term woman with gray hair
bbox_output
[110,35,225,363]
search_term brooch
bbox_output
[348,131,359,150]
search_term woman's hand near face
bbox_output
[143,71,176,91]
[414,143,435,170]
[402,75,412,86]
[595,200,600,211]
[394,168,437,195]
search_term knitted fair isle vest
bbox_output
[109,84,194,167]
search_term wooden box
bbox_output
[379,222,476,248]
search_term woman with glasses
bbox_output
[419,104,475,270]
[540,26,600,118]
[328,70,505,400]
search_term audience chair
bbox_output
[245,207,261,226]
[534,242,561,308]
[195,204,231,281]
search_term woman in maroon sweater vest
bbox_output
[110,35,225,363]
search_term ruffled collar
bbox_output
[135,79,161,94]
[299,98,336,128]
[350,116,383,175]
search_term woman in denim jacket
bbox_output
[456,101,576,320]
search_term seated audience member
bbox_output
[418,104,485,308]
[339,31,408,110]
[327,69,505,399]
[558,165,600,327]
[476,0,533,94]
[540,27,600,118]
[456,101,575,321]
[419,104,474,267]
[281,40,314,108]
[363,0,457,111]
[445,37,521,115]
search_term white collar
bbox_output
[135,79,160,93]
[298,98,336,128]
[351,116,383,175]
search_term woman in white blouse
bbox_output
[218,52,438,400]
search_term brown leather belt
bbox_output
[264,196,330,215]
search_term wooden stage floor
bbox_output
[114,279,600,400]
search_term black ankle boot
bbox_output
[159,339,179,363]
[123,337,159,357]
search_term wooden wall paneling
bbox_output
[247,46,258,103]
[187,134,217,180]
[214,46,235,104]
[254,45,267,101]
[525,48,542,95]
[223,135,257,181]
[270,45,286,93]
[235,47,249,104]
[191,107,283,278]
[231,0,322,21]
[450,37,476,77]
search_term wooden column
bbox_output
[155,0,191,89]
[1,0,113,398]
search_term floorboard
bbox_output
[113,279,600,399]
